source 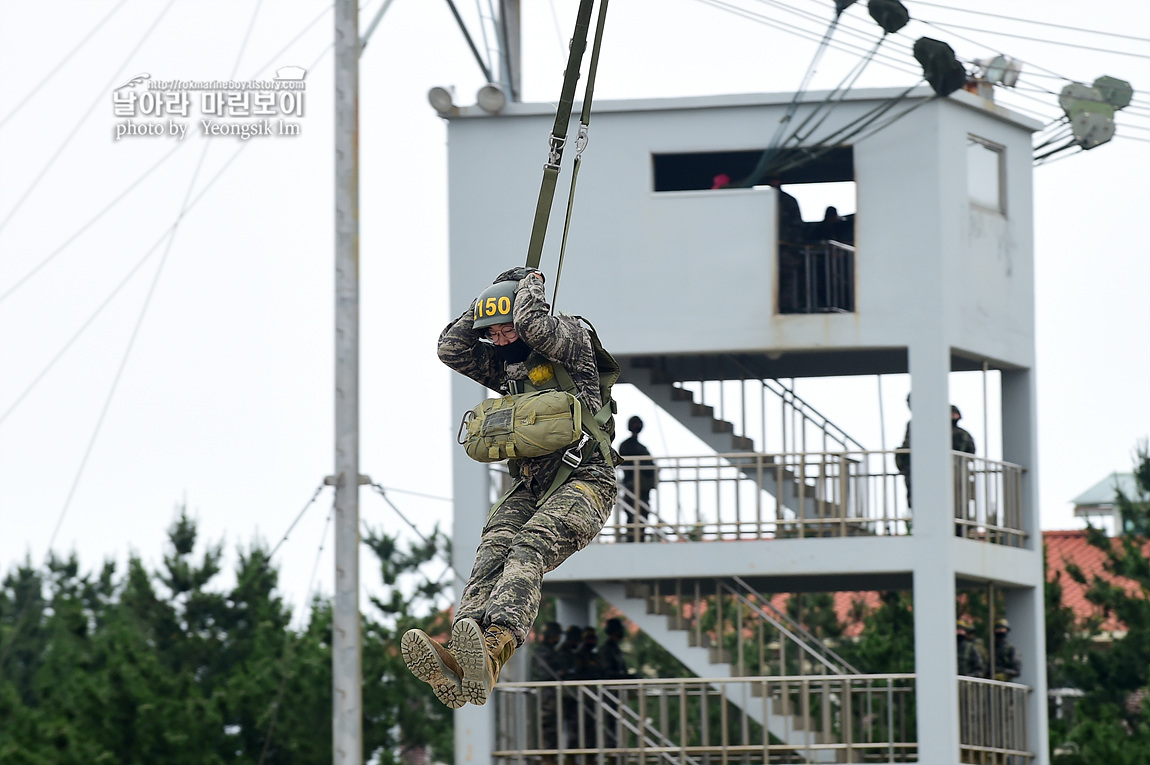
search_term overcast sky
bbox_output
[1,0,1148,614]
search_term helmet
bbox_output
[951,405,962,419]
[581,627,598,643]
[995,617,1010,631]
[565,625,583,642]
[957,617,974,631]
[605,618,625,635]
[473,281,517,330]
[543,622,563,639]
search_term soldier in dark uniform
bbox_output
[957,617,986,678]
[951,406,978,536]
[993,618,1021,682]
[598,618,633,750]
[617,416,657,541]
[532,622,564,763]
[401,268,617,709]
[572,627,604,758]
[557,625,583,752]
[599,618,632,681]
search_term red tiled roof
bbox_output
[1044,529,1150,632]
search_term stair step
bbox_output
[624,582,651,600]
[690,402,714,418]
[731,435,756,451]
[712,419,734,434]
[669,387,694,402]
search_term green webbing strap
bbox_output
[551,0,610,311]
[489,477,524,518]
[525,0,597,271]
[552,363,613,467]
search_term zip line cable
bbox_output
[922,20,1150,60]
[0,0,179,240]
[0,0,132,130]
[0,35,337,427]
[710,0,1145,153]
[443,0,493,83]
[257,503,332,765]
[694,0,923,80]
[375,485,453,502]
[43,0,271,554]
[1,3,335,308]
[0,137,253,429]
[267,482,329,562]
[0,141,185,306]
[906,1,1150,45]
[367,481,462,585]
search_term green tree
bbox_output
[0,509,455,764]
[1050,442,1150,763]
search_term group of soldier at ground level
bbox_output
[531,618,635,760]
[957,616,1022,681]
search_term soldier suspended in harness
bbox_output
[401,267,620,709]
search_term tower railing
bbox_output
[959,677,1032,762]
[608,451,1026,546]
[493,674,918,764]
[608,450,911,542]
[952,454,1027,547]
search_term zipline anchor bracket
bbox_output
[324,473,374,486]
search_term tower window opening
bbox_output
[967,135,1005,215]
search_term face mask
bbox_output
[494,338,531,363]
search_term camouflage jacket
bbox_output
[952,425,976,454]
[994,639,1021,681]
[957,636,986,678]
[438,276,606,495]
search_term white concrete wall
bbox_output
[446,89,1039,366]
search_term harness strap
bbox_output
[551,0,610,312]
[525,0,597,271]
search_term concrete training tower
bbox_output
[442,85,1048,764]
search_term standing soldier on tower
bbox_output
[401,268,619,709]
[532,622,565,764]
[956,617,986,678]
[993,618,1022,682]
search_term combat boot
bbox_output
[401,628,467,709]
[452,617,516,706]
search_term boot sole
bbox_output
[452,618,494,706]
[401,630,466,709]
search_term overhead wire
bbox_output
[0,1,335,307]
[1,16,339,426]
[905,1,1150,45]
[0,0,180,240]
[0,0,132,130]
[0,141,186,306]
[0,5,338,674]
[257,501,333,765]
[922,20,1150,60]
[43,0,272,556]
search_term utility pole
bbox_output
[333,0,361,762]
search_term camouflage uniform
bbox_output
[438,276,617,648]
[532,636,563,755]
[957,634,986,678]
[892,421,977,514]
[994,635,1021,681]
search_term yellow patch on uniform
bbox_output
[528,362,555,386]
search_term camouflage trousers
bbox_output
[455,460,616,647]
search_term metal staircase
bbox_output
[589,576,867,762]
[625,354,864,529]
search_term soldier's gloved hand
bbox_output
[493,267,544,284]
